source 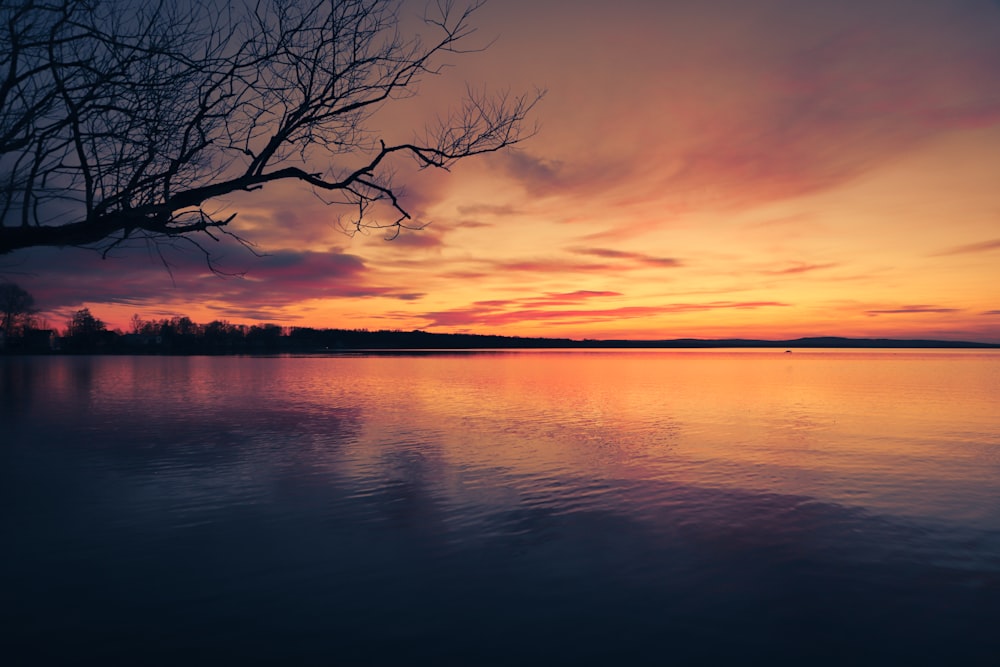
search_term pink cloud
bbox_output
[16,244,422,324]
[490,0,1000,223]
[468,291,622,310]
[470,251,683,277]
[420,300,790,329]
[380,228,446,250]
[931,238,1000,256]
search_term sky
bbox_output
[4,0,1000,342]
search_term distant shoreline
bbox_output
[3,329,999,355]
[436,336,1000,350]
[303,337,1000,350]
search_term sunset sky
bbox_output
[5,0,1000,342]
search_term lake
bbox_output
[2,350,999,665]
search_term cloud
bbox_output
[472,250,683,277]
[536,290,623,302]
[864,305,961,316]
[488,0,1000,225]
[201,158,461,252]
[491,258,619,273]
[420,300,789,329]
[15,245,422,323]
[763,262,838,276]
[456,204,521,217]
[379,228,445,250]
[501,152,565,193]
[570,247,683,268]
[452,220,495,229]
[468,291,624,310]
[931,238,1000,257]
[439,270,490,280]
[498,149,640,205]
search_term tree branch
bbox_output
[0,0,542,258]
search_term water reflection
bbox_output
[2,352,999,665]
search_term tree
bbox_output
[66,307,106,337]
[64,306,107,350]
[0,0,539,257]
[0,281,36,337]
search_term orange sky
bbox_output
[7,0,1000,342]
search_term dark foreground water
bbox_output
[3,351,999,665]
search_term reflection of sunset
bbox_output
[13,0,1000,343]
[242,349,999,526]
[21,350,999,527]
[7,350,1000,663]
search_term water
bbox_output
[3,350,999,665]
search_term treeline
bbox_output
[3,283,998,353]
[119,313,289,354]
[1,302,583,354]
[54,309,317,354]
[9,309,1000,354]
[119,315,580,354]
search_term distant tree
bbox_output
[247,323,283,350]
[65,307,107,350]
[0,0,539,258]
[203,319,244,351]
[168,316,198,338]
[66,308,105,335]
[0,281,36,338]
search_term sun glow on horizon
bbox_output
[10,0,1000,344]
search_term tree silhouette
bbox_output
[0,281,36,337]
[63,306,107,351]
[66,307,105,335]
[0,0,539,258]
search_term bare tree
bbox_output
[0,0,539,257]
[0,281,36,336]
[66,306,105,336]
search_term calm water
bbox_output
[3,350,999,665]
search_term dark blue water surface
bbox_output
[3,352,999,665]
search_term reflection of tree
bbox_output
[1,0,539,258]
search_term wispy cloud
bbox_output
[763,262,838,275]
[456,203,521,217]
[379,228,445,250]
[18,245,422,323]
[502,152,564,192]
[865,305,960,316]
[570,247,683,268]
[420,300,789,329]
[491,259,618,274]
[468,250,683,277]
[931,238,1000,257]
[468,291,624,310]
[490,0,1000,229]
